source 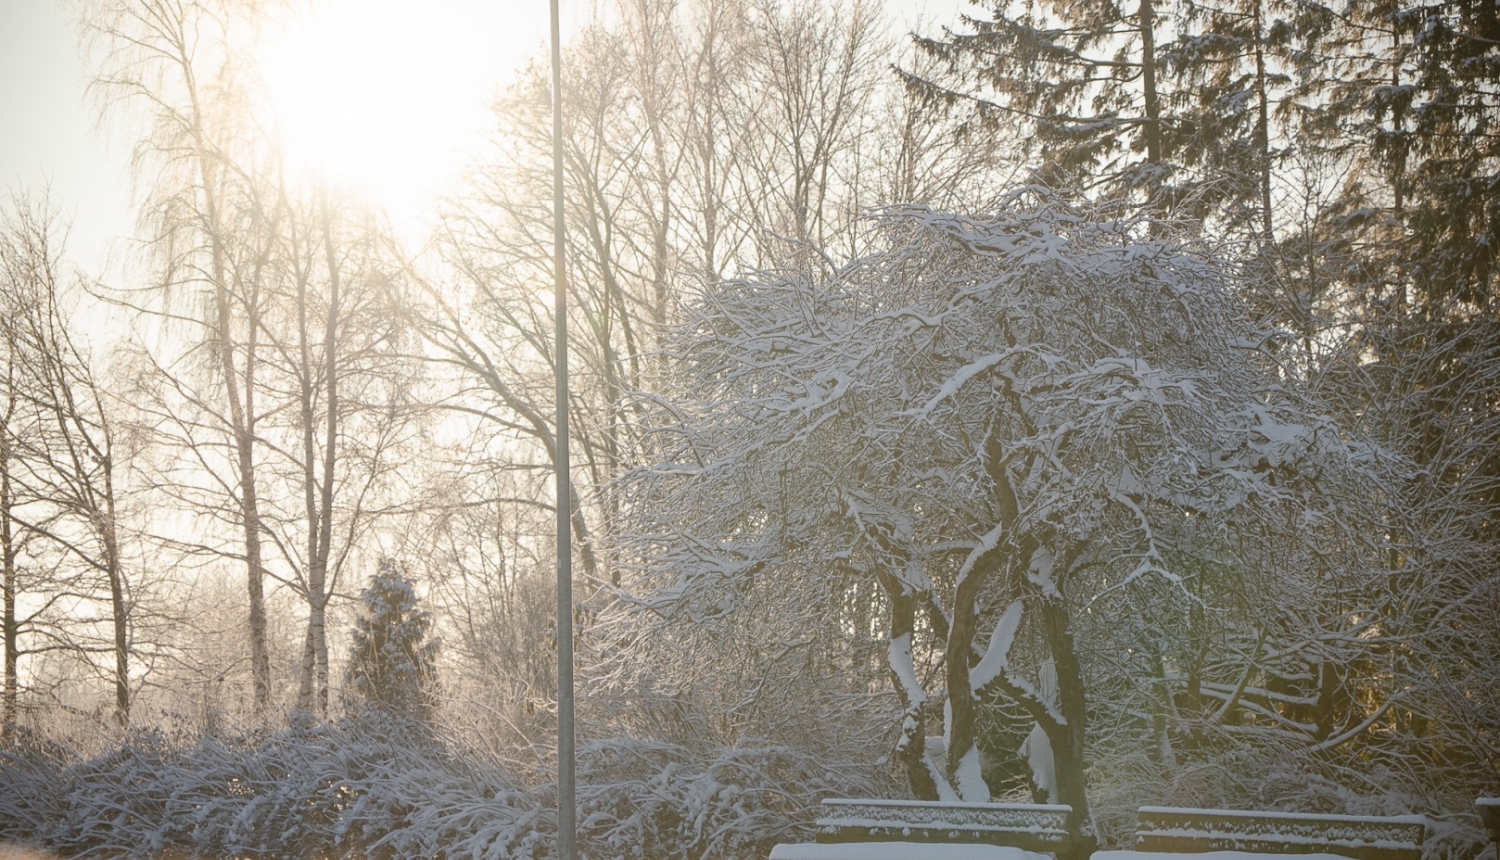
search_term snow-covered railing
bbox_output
[1134,806,1426,860]
[813,798,1074,853]
[1477,798,1499,846]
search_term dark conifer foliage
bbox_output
[906,0,1173,198]
[906,0,1334,231]
[346,560,441,722]
[1384,0,1500,305]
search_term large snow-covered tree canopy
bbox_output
[610,192,1396,856]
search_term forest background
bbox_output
[0,0,1498,858]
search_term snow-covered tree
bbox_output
[347,560,440,722]
[616,192,1393,857]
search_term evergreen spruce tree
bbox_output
[1279,0,1500,781]
[908,0,1172,200]
[1159,0,1316,234]
[347,560,441,722]
[1292,0,1500,530]
[1279,0,1500,328]
[1343,0,1500,307]
[906,0,1318,229]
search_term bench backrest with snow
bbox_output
[1478,798,1499,846]
[814,799,1074,853]
[1134,807,1426,860]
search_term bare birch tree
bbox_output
[1,197,137,725]
[85,0,275,713]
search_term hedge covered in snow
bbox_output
[0,719,859,860]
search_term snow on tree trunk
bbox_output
[1019,723,1055,802]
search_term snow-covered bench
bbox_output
[1478,798,1499,846]
[769,799,1074,860]
[1129,806,1427,860]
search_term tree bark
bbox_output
[1139,0,1162,167]
[878,566,940,800]
[1252,0,1274,241]
[1,358,16,735]
[980,425,1095,856]
[1039,595,1096,860]
[294,195,343,717]
[945,548,992,799]
[103,496,129,725]
[187,90,272,716]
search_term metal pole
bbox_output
[549,0,575,858]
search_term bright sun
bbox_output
[257,0,545,220]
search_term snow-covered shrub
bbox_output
[0,720,860,860]
[0,731,71,850]
[575,738,872,860]
[0,718,538,860]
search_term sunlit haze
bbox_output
[2,0,962,266]
[4,0,1488,854]
[256,0,553,225]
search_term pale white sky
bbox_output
[1,0,972,278]
[1,0,132,273]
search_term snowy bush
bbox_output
[0,719,537,859]
[0,731,71,850]
[575,738,870,860]
[0,723,857,860]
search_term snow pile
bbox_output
[1018,725,1056,803]
[773,842,1052,860]
[1094,851,1352,860]
[816,798,1072,840]
[969,601,1023,694]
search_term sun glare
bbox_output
[258,0,543,221]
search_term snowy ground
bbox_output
[772,843,1053,860]
[772,849,1362,860]
[1095,852,1356,860]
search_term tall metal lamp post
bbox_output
[549,0,576,858]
